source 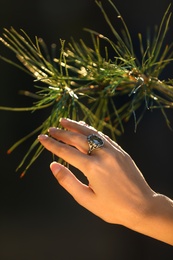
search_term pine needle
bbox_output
[0,0,173,175]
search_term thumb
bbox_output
[50,162,94,206]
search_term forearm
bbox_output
[134,193,173,245]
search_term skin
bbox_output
[38,118,173,245]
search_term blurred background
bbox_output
[0,0,173,259]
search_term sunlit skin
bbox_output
[38,118,173,246]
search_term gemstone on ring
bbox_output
[87,134,104,155]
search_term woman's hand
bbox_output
[38,118,173,245]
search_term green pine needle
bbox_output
[0,0,173,176]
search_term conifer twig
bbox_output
[0,0,173,176]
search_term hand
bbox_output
[38,118,173,245]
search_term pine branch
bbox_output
[0,0,173,176]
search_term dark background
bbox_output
[0,0,173,259]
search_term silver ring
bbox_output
[87,134,104,155]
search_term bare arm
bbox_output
[38,118,173,245]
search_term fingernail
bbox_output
[50,162,61,177]
[38,134,48,141]
[48,127,57,133]
[60,118,74,124]
[59,118,68,126]
[60,118,68,123]
[59,117,68,123]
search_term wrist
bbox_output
[133,192,173,245]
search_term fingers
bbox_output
[38,134,90,173]
[48,122,108,156]
[60,118,123,153]
[38,118,124,175]
[50,162,95,207]
[60,118,98,136]
[48,127,89,154]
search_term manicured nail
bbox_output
[59,118,67,125]
[59,117,68,123]
[50,162,61,177]
[38,134,48,141]
[60,118,74,124]
[48,127,57,133]
[60,118,68,122]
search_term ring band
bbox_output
[87,134,104,155]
